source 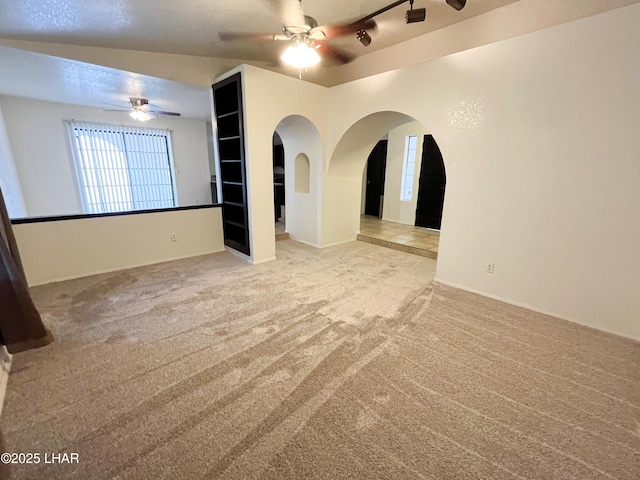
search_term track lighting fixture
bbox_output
[357,30,372,47]
[446,0,466,11]
[406,0,426,24]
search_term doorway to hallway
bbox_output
[415,135,446,230]
[273,132,288,240]
[364,140,388,218]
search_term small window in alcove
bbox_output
[295,153,310,193]
[400,135,418,202]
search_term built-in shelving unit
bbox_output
[212,73,250,256]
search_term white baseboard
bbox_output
[319,239,357,249]
[434,279,640,342]
[28,248,226,287]
[251,256,277,265]
[287,236,321,248]
[0,346,12,417]
[277,236,355,250]
[225,246,252,263]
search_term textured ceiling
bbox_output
[0,0,516,64]
[0,45,211,120]
[0,0,636,119]
[0,0,517,118]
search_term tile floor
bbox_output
[275,208,288,240]
[274,214,439,257]
[275,220,286,234]
[275,224,288,240]
[358,215,439,259]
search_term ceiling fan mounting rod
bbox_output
[130,97,149,108]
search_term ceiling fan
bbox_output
[219,0,378,67]
[106,97,181,122]
[219,0,466,69]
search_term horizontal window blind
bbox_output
[67,121,176,214]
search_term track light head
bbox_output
[357,30,372,47]
[446,0,466,11]
[405,7,426,23]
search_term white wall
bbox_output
[205,121,216,177]
[276,116,322,246]
[382,121,429,226]
[0,102,27,217]
[13,207,225,286]
[0,95,212,217]
[320,5,640,339]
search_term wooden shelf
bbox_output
[224,219,246,229]
[213,72,250,256]
[217,110,239,119]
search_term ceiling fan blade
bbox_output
[150,110,181,117]
[315,43,354,65]
[219,32,279,41]
[312,18,377,40]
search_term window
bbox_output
[400,135,418,201]
[66,121,177,214]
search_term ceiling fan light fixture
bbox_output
[129,109,155,122]
[281,41,321,69]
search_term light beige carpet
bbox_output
[2,240,639,479]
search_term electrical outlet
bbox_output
[486,263,495,274]
[171,233,178,242]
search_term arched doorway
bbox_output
[324,111,447,261]
[273,115,322,247]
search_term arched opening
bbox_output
[359,128,445,260]
[324,111,447,262]
[273,115,322,246]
